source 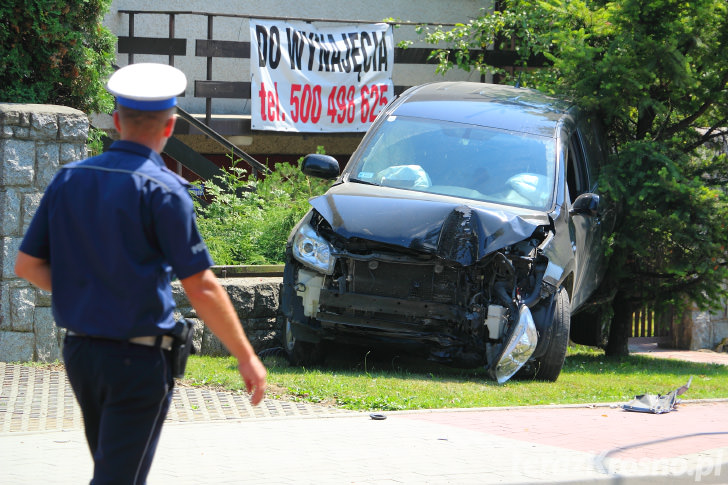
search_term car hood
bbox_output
[309,183,551,265]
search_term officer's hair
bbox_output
[117,105,177,126]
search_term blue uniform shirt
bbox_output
[20,140,214,339]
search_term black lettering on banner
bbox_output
[331,49,342,72]
[348,33,362,72]
[341,33,352,73]
[318,35,332,72]
[268,26,281,69]
[255,24,282,69]
[327,34,341,72]
[360,32,371,73]
[258,23,390,74]
[306,32,318,71]
[377,32,388,72]
[255,25,268,67]
[287,28,305,70]
[295,28,392,74]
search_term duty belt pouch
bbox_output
[169,319,195,378]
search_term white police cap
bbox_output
[107,63,187,111]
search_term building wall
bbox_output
[97,1,492,160]
[104,0,489,116]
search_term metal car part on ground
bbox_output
[279,82,615,383]
[622,377,692,414]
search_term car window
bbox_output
[566,132,589,204]
[350,115,557,209]
[576,115,609,190]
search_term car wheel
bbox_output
[282,318,325,366]
[533,287,571,381]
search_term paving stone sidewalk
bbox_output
[0,362,352,433]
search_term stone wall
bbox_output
[671,299,728,351]
[171,277,283,357]
[0,104,282,363]
[0,104,88,362]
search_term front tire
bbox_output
[533,287,571,381]
[282,318,325,366]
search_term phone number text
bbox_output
[258,82,390,125]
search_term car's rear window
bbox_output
[350,116,556,210]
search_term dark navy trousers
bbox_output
[63,335,174,485]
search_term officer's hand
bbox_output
[238,355,267,405]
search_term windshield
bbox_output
[350,115,557,209]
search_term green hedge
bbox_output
[194,150,333,265]
[0,0,115,113]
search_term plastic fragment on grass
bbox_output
[621,376,692,414]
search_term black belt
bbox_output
[66,330,174,351]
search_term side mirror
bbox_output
[302,154,340,180]
[570,193,600,217]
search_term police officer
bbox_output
[15,63,266,484]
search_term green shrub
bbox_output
[194,149,333,265]
[0,0,116,113]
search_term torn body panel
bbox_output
[309,186,551,263]
[282,198,559,380]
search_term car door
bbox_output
[564,126,602,310]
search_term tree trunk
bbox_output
[605,291,633,357]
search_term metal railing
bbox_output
[176,107,269,177]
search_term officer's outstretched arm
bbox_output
[181,268,267,405]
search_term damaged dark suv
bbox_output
[279,82,614,382]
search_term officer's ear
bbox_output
[162,114,176,138]
[112,111,122,133]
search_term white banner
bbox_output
[250,20,394,133]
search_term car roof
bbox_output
[391,82,573,138]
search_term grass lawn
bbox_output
[183,344,728,411]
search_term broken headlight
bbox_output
[292,223,336,275]
[492,304,538,384]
